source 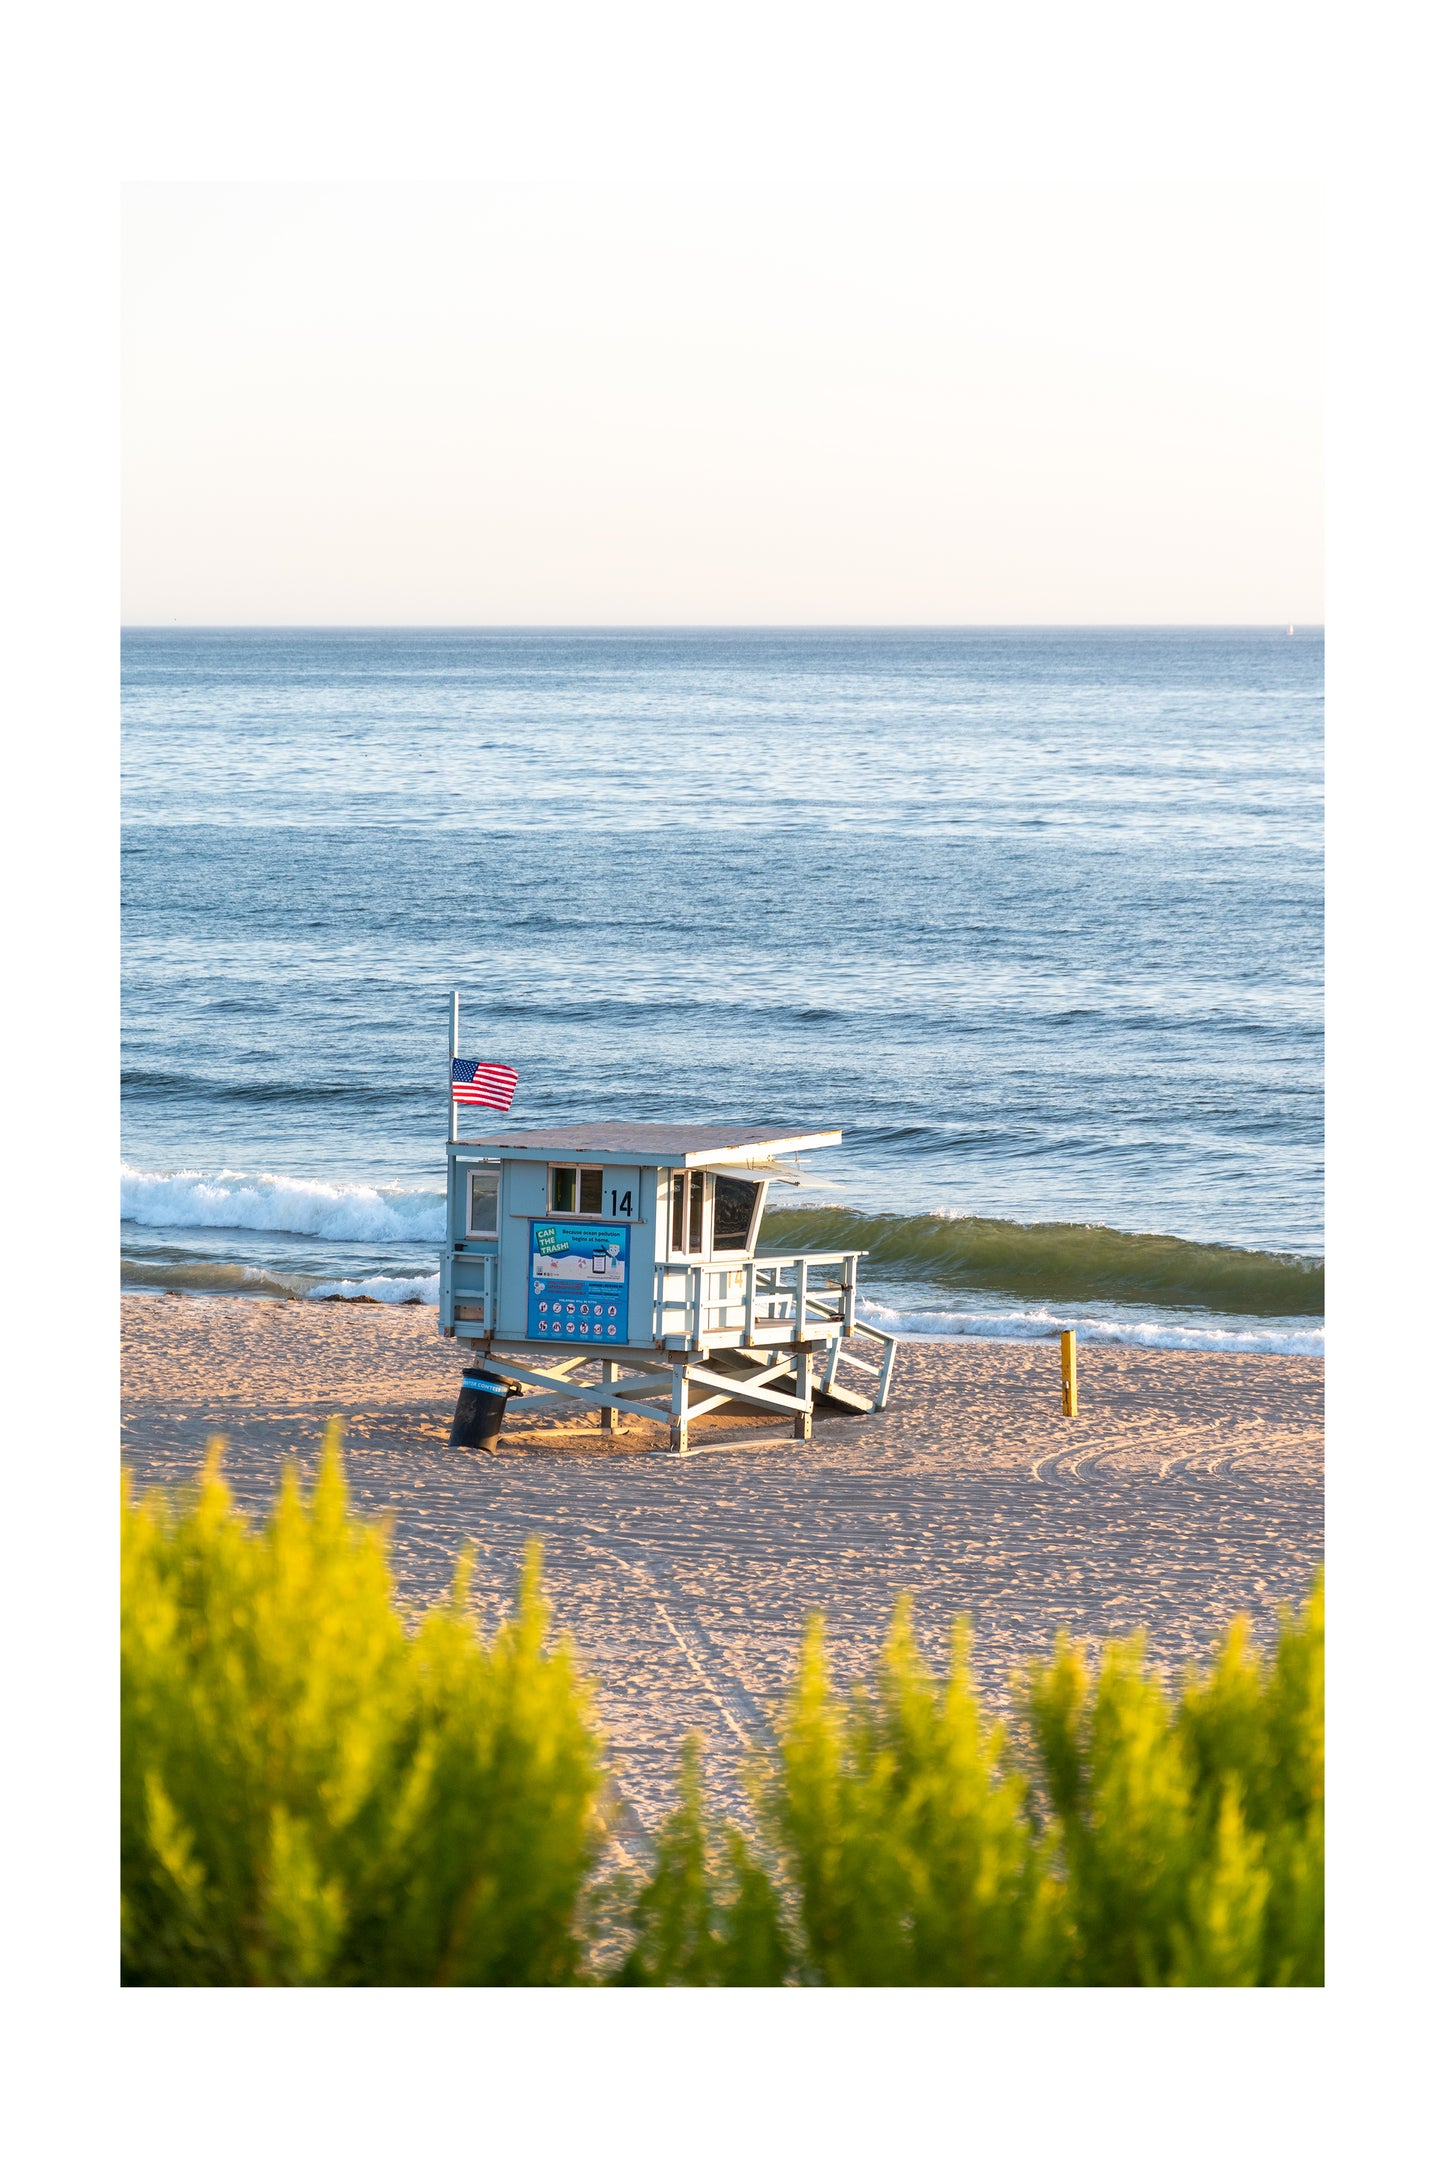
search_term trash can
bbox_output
[449,1367,518,1453]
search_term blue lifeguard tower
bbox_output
[437,1003,897,1454]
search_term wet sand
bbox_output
[122,1292,1324,1833]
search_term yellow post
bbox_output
[1060,1329,1078,1417]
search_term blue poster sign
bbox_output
[528,1221,630,1345]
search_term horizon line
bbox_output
[121,620,1325,634]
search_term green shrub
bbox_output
[122,1439,1323,1987]
[1024,1583,1324,1985]
[613,1737,790,1986]
[761,1602,1064,1984]
[631,1584,1322,1988]
[121,1427,605,1985]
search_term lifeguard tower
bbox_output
[437,1019,897,1455]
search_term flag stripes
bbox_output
[451,1058,518,1110]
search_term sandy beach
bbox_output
[122,1292,1323,1833]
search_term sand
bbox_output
[121,1292,1324,1835]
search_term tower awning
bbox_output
[452,1121,841,1166]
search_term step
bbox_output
[704,1346,880,1418]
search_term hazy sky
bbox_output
[122,8,1322,625]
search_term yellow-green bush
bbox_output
[122,1440,1322,1987]
[121,1428,604,1985]
[1025,1583,1324,1985]
[613,1737,791,1986]
[760,1602,1066,1984]
[620,1583,1322,1987]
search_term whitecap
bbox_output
[307,1272,442,1305]
[120,1163,446,1244]
[855,1296,1324,1357]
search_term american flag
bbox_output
[451,1058,519,1111]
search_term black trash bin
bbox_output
[449,1367,518,1453]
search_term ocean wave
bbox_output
[119,1256,443,1304]
[308,1272,441,1305]
[120,1163,446,1243]
[123,1071,412,1106]
[119,1163,1323,1322]
[762,1205,1323,1316]
[855,1297,1323,1357]
[121,1258,304,1299]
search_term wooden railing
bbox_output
[652,1250,864,1348]
[445,1246,894,1395]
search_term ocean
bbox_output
[121,627,1323,1354]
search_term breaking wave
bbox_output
[762,1205,1322,1316]
[119,1258,442,1304]
[855,1297,1323,1357]
[119,1164,1323,1333]
[308,1272,442,1305]
[120,1258,305,1300]
[121,1164,446,1244]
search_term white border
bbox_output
[9,0,1441,2153]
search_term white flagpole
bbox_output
[449,990,460,1144]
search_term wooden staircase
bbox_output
[706,1321,898,1418]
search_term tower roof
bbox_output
[453,1120,840,1165]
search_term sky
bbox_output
[121,4,1323,625]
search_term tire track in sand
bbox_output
[564,1520,770,1750]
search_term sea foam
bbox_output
[121,1164,446,1243]
[856,1297,1323,1357]
[308,1272,442,1305]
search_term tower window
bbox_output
[712,1176,759,1251]
[467,1168,499,1236]
[549,1164,607,1215]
